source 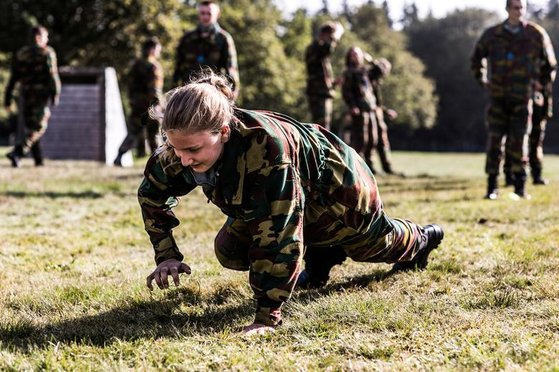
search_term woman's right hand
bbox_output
[146,258,191,290]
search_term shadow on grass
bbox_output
[0,286,254,351]
[0,269,398,351]
[2,190,103,199]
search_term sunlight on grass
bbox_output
[1,150,559,369]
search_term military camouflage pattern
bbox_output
[471,20,557,176]
[4,42,60,155]
[305,40,336,129]
[173,24,239,93]
[369,62,394,173]
[138,109,426,326]
[118,56,164,155]
[342,67,378,170]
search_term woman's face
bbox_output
[166,126,229,173]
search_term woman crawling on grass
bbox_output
[139,72,444,335]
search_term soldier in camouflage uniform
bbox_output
[139,73,444,335]
[368,57,401,175]
[4,25,60,168]
[503,79,555,186]
[342,46,378,172]
[173,0,239,99]
[304,21,344,131]
[471,0,557,199]
[114,37,164,166]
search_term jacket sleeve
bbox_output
[342,72,359,109]
[471,30,489,86]
[4,53,20,107]
[138,154,196,265]
[539,28,557,86]
[47,48,61,104]
[173,37,185,86]
[244,163,305,327]
[222,33,240,96]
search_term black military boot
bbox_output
[513,172,531,199]
[297,246,347,289]
[392,224,444,272]
[485,174,499,200]
[113,152,124,167]
[504,171,514,187]
[532,168,548,185]
[30,142,44,166]
[6,145,23,168]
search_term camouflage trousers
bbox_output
[504,102,547,174]
[349,110,377,171]
[374,108,393,173]
[214,211,425,273]
[485,97,531,176]
[118,107,160,156]
[17,102,50,155]
[307,95,333,131]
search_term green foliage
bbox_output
[404,8,501,150]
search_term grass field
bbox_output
[1,148,558,370]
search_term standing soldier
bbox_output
[368,57,401,176]
[4,25,60,168]
[471,0,556,199]
[304,21,344,131]
[173,0,239,99]
[114,37,164,166]
[342,46,378,172]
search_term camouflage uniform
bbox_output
[4,41,61,164]
[342,66,378,171]
[471,20,556,195]
[173,24,239,94]
[305,40,336,130]
[369,61,394,174]
[138,108,429,327]
[117,56,164,158]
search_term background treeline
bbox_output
[1,0,558,152]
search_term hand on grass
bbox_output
[146,258,191,290]
[242,323,276,336]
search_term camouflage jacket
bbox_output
[305,40,335,97]
[138,109,385,326]
[342,67,376,112]
[127,56,164,110]
[173,24,239,93]
[4,43,61,107]
[471,20,557,102]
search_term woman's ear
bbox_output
[220,125,231,143]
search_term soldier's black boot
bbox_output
[513,172,531,199]
[485,174,498,200]
[297,246,347,289]
[30,142,44,166]
[392,224,444,272]
[532,168,548,185]
[6,145,23,168]
[113,152,124,167]
[504,171,514,187]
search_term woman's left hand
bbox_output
[242,323,276,336]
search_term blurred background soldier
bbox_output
[342,46,378,171]
[304,21,344,131]
[4,25,60,168]
[368,56,402,176]
[471,0,556,199]
[173,0,239,99]
[114,37,164,166]
[503,72,556,186]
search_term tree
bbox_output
[405,8,501,150]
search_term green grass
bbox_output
[1,148,558,370]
